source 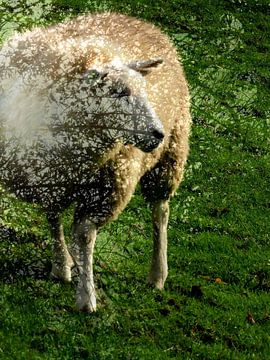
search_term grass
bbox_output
[0,0,270,358]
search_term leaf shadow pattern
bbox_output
[0,225,51,283]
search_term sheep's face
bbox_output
[65,59,165,153]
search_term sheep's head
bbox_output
[57,57,165,153]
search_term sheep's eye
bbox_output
[100,72,109,80]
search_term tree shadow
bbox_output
[0,225,51,283]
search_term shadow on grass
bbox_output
[0,225,51,283]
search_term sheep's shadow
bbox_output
[0,225,51,284]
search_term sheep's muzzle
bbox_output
[133,128,165,153]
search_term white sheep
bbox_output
[0,12,191,312]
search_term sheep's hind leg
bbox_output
[147,199,169,289]
[48,215,74,283]
[72,218,97,312]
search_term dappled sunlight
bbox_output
[0,0,269,358]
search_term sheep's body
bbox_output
[0,13,191,311]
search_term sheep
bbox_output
[0,12,191,312]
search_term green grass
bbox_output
[0,0,270,358]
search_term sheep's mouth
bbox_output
[90,125,164,153]
[135,138,163,153]
[126,129,165,153]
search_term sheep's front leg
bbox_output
[48,215,74,283]
[148,200,169,289]
[72,219,97,312]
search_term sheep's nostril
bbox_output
[152,129,165,140]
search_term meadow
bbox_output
[0,0,269,358]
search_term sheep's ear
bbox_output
[128,58,163,73]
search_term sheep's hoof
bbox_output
[76,303,97,313]
[50,264,72,283]
[76,293,97,313]
[147,274,166,290]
